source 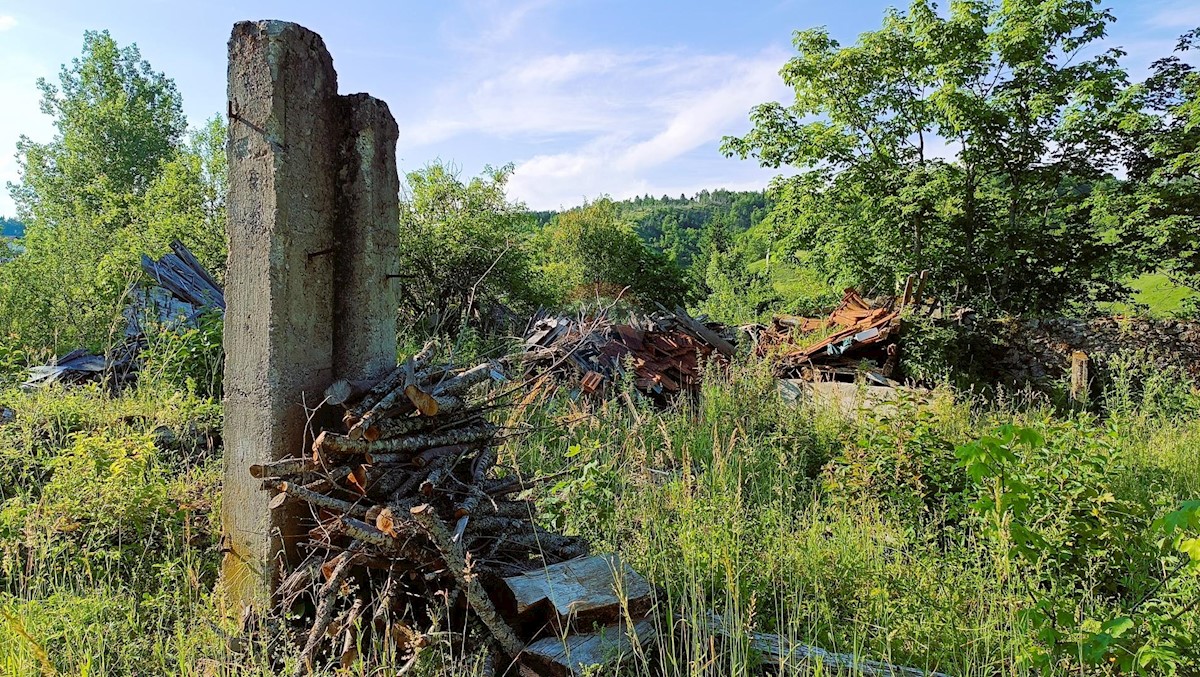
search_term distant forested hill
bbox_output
[0,217,24,238]
[530,190,770,269]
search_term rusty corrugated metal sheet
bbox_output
[756,289,902,382]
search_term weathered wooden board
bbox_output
[519,618,656,677]
[496,554,654,632]
[702,613,951,677]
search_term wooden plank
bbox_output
[912,269,929,311]
[900,274,916,309]
[700,613,950,676]
[1070,351,1090,409]
[170,239,224,304]
[495,554,654,631]
[672,307,736,357]
[520,618,656,677]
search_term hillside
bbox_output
[531,190,770,269]
[0,217,23,238]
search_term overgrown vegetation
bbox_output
[2,0,1200,674]
[1,360,1197,675]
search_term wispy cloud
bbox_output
[478,0,555,43]
[502,51,788,208]
[0,15,17,31]
[385,0,797,208]
[397,39,790,208]
[1145,2,1200,30]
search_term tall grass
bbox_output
[0,355,1197,675]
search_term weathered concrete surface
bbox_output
[334,94,400,383]
[223,20,340,610]
[778,379,932,418]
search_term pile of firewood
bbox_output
[254,343,605,674]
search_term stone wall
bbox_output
[982,316,1200,387]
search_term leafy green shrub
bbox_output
[899,312,998,390]
[139,310,223,400]
[822,392,969,522]
[0,431,185,582]
[538,442,618,535]
[40,432,174,546]
[536,197,693,309]
[957,424,1200,672]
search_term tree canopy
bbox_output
[0,31,211,352]
[534,198,692,309]
[723,0,1137,314]
[395,162,548,334]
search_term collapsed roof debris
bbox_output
[751,272,930,385]
[22,240,224,389]
[520,307,736,398]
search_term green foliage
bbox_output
[139,310,224,400]
[621,190,770,269]
[1089,29,1200,299]
[898,312,998,389]
[0,384,222,675]
[695,247,778,324]
[823,390,970,521]
[539,442,617,535]
[958,423,1200,672]
[532,190,771,273]
[127,117,228,282]
[0,31,203,353]
[0,335,34,388]
[8,30,186,227]
[723,0,1133,315]
[396,163,548,335]
[535,197,692,308]
[34,432,173,548]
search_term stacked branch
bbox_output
[256,345,589,673]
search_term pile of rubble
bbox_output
[987,315,1200,385]
[261,344,656,675]
[521,307,736,398]
[747,272,932,386]
[23,240,224,389]
[759,289,901,383]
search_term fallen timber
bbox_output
[22,240,224,390]
[259,347,659,676]
[699,613,952,677]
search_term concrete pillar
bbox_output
[334,94,400,383]
[223,20,403,611]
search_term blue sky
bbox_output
[1,0,1199,217]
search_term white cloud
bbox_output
[0,15,16,31]
[397,44,790,209]
[1145,3,1200,30]
[502,51,787,209]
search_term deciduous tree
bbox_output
[724,0,1131,314]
